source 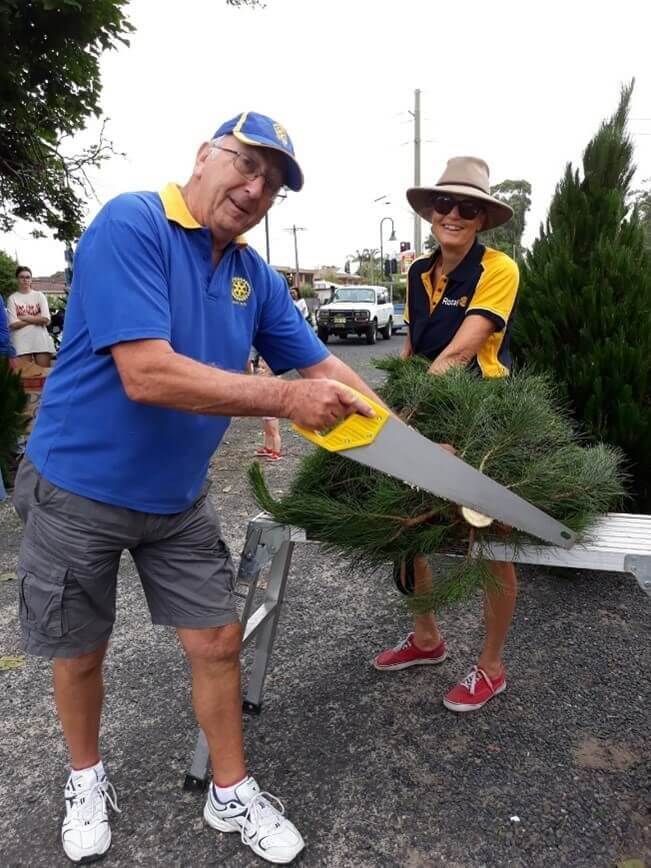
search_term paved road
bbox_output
[1,337,649,867]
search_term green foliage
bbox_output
[0,0,134,241]
[0,358,28,485]
[349,248,381,282]
[250,362,626,608]
[48,294,68,313]
[0,249,16,300]
[513,81,651,510]
[481,179,532,259]
[425,179,532,259]
[630,177,651,250]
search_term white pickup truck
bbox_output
[316,285,394,345]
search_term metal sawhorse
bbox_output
[184,511,651,790]
[183,513,305,790]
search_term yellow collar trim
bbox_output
[159,183,202,229]
[158,183,248,246]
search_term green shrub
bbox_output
[0,358,28,485]
[513,82,651,510]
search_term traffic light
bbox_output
[344,260,350,274]
[400,241,410,253]
[383,257,390,277]
[391,257,398,274]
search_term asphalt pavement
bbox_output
[0,335,649,867]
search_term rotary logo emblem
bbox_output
[273,122,289,146]
[231,276,251,305]
[459,295,468,308]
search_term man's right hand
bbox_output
[282,378,374,430]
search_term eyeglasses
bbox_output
[212,144,286,203]
[431,194,484,221]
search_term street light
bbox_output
[380,216,397,290]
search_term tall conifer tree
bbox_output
[513,82,651,509]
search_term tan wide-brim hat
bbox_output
[406,156,513,231]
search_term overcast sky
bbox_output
[3,0,651,277]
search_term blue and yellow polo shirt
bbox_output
[405,241,519,377]
[27,183,328,513]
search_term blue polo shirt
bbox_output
[27,184,328,513]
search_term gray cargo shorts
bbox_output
[13,458,238,659]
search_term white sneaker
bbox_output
[203,776,305,864]
[61,767,120,864]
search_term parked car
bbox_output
[392,302,407,334]
[316,285,394,345]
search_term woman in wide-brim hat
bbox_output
[373,156,521,715]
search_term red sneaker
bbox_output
[254,447,273,456]
[264,451,283,462]
[373,633,447,671]
[443,666,506,712]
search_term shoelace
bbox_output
[68,780,121,824]
[395,634,414,651]
[240,792,286,846]
[460,666,492,696]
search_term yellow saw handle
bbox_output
[292,386,390,452]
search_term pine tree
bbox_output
[513,82,651,509]
[251,362,626,609]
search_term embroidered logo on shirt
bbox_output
[441,295,468,308]
[273,123,289,146]
[231,276,251,305]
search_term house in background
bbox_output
[32,271,66,298]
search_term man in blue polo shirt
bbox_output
[13,111,378,866]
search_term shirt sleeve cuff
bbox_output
[465,308,505,331]
[92,329,171,354]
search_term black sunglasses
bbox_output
[432,194,484,221]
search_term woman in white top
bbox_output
[7,266,55,366]
[290,286,310,320]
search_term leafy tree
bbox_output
[0,0,134,242]
[423,233,437,254]
[513,81,651,510]
[0,0,258,242]
[349,248,381,282]
[424,179,532,259]
[630,178,651,250]
[0,250,16,300]
[481,180,532,259]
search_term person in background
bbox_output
[0,295,16,365]
[290,286,309,320]
[251,353,283,462]
[0,295,15,501]
[373,156,520,715]
[7,267,55,367]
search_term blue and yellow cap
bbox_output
[213,111,303,192]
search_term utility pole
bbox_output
[284,224,306,287]
[413,88,422,255]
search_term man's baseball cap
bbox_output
[212,111,304,192]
